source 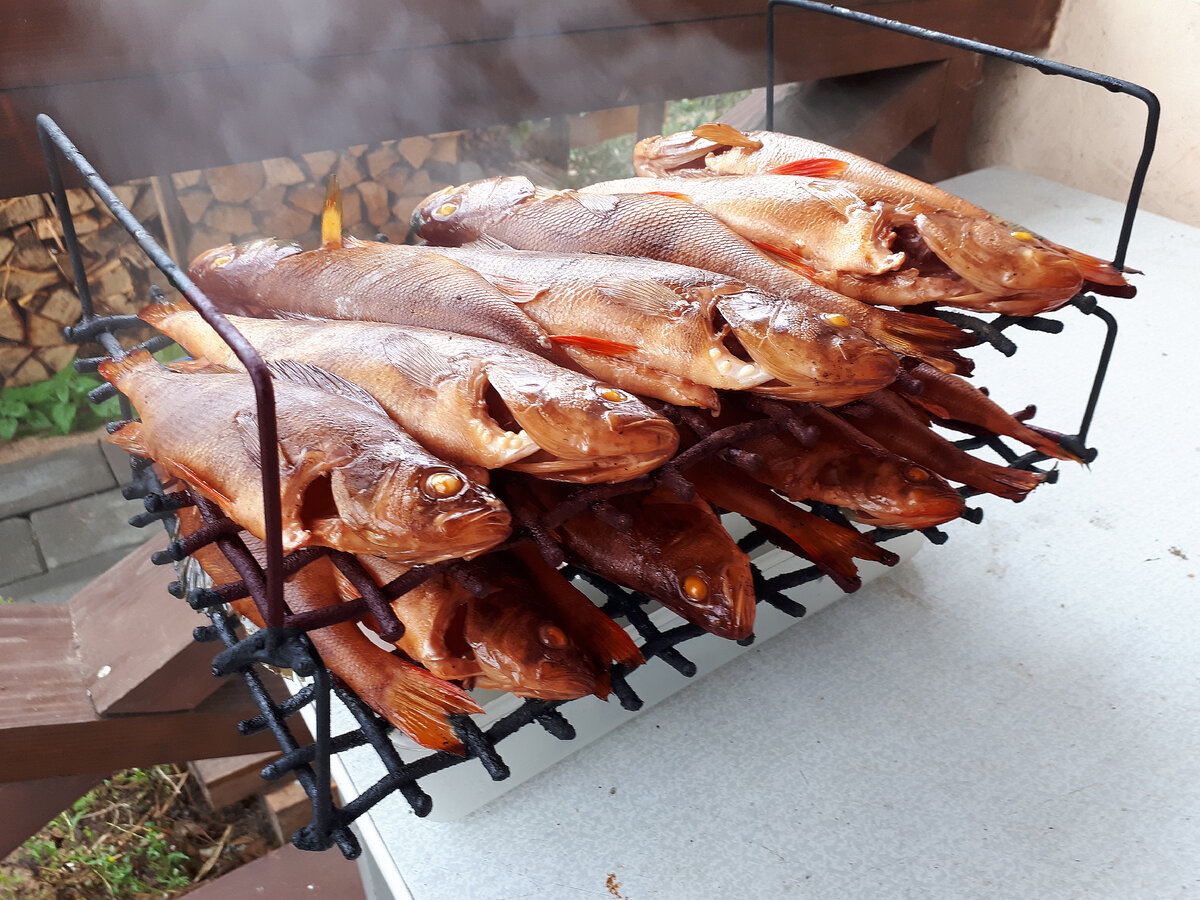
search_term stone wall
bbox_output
[0,117,592,391]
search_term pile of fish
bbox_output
[101,124,1133,754]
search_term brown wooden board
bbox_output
[0,603,277,782]
[0,0,1061,198]
[0,771,108,858]
[71,533,224,716]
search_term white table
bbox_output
[336,169,1200,900]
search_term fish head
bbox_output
[464,592,600,700]
[188,239,304,312]
[485,364,679,476]
[323,448,511,563]
[413,177,537,246]
[632,131,718,177]
[817,455,965,530]
[914,211,1083,301]
[624,494,756,640]
[717,288,898,402]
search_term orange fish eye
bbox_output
[423,471,464,499]
[1011,231,1034,241]
[824,313,851,328]
[435,202,458,219]
[539,624,569,649]
[906,466,930,482]
[682,574,709,600]
[598,386,629,403]
[211,253,234,268]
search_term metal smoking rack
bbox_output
[33,0,1156,860]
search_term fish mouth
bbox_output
[428,503,513,561]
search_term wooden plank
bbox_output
[925,53,986,180]
[189,751,287,811]
[0,602,280,782]
[0,675,281,783]
[0,771,108,858]
[0,0,1062,198]
[71,533,224,716]
[569,106,639,149]
[184,840,365,900]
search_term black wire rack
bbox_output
[33,0,1157,860]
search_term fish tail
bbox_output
[1047,242,1132,289]
[691,123,763,150]
[97,348,158,386]
[875,311,976,375]
[769,158,850,178]
[106,420,149,458]
[373,661,484,754]
[321,177,344,250]
[971,463,1045,502]
[138,297,192,329]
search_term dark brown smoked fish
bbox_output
[839,389,1045,501]
[512,479,757,640]
[178,506,482,754]
[413,177,974,374]
[100,350,511,562]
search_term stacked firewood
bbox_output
[178,135,464,261]
[0,184,169,387]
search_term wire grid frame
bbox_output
[32,0,1155,857]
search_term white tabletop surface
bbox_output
[338,168,1200,900]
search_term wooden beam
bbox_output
[70,534,223,716]
[0,771,108,858]
[0,603,280,782]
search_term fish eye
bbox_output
[823,313,851,328]
[434,201,459,220]
[1011,231,1034,241]
[422,471,466,499]
[682,574,709,600]
[539,624,569,649]
[212,253,234,268]
[597,386,630,403]
[906,466,930,482]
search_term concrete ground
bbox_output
[0,437,149,604]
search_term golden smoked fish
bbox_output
[414,177,974,374]
[178,507,482,754]
[424,246,898,408]
[634,124,1132,298]
[582,174,1086,314]
[140,301,677,483]
[100,350,511,562]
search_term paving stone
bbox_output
[1,546,137,604]
[0,444,117,518]
[0,517,44,586]
[99,437,135,485]
[29,488,149,569]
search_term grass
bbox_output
[0,765,276,899]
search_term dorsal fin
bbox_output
[485,273,548,304]
[381,331,453,392]
[97,349,158,386]
[265,359,389,417]
[562,191,620,217]
[138,298,192,329]
[692,123,763,150]
[321,176,343,250]
[595,276,679,317]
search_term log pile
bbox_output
[0,119,578,391]
[0,183,171,388]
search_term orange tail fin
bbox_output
[692,123,763,150]
[875,310,976,376]
[770,158,850,178]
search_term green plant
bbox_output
[0,360,122,442]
